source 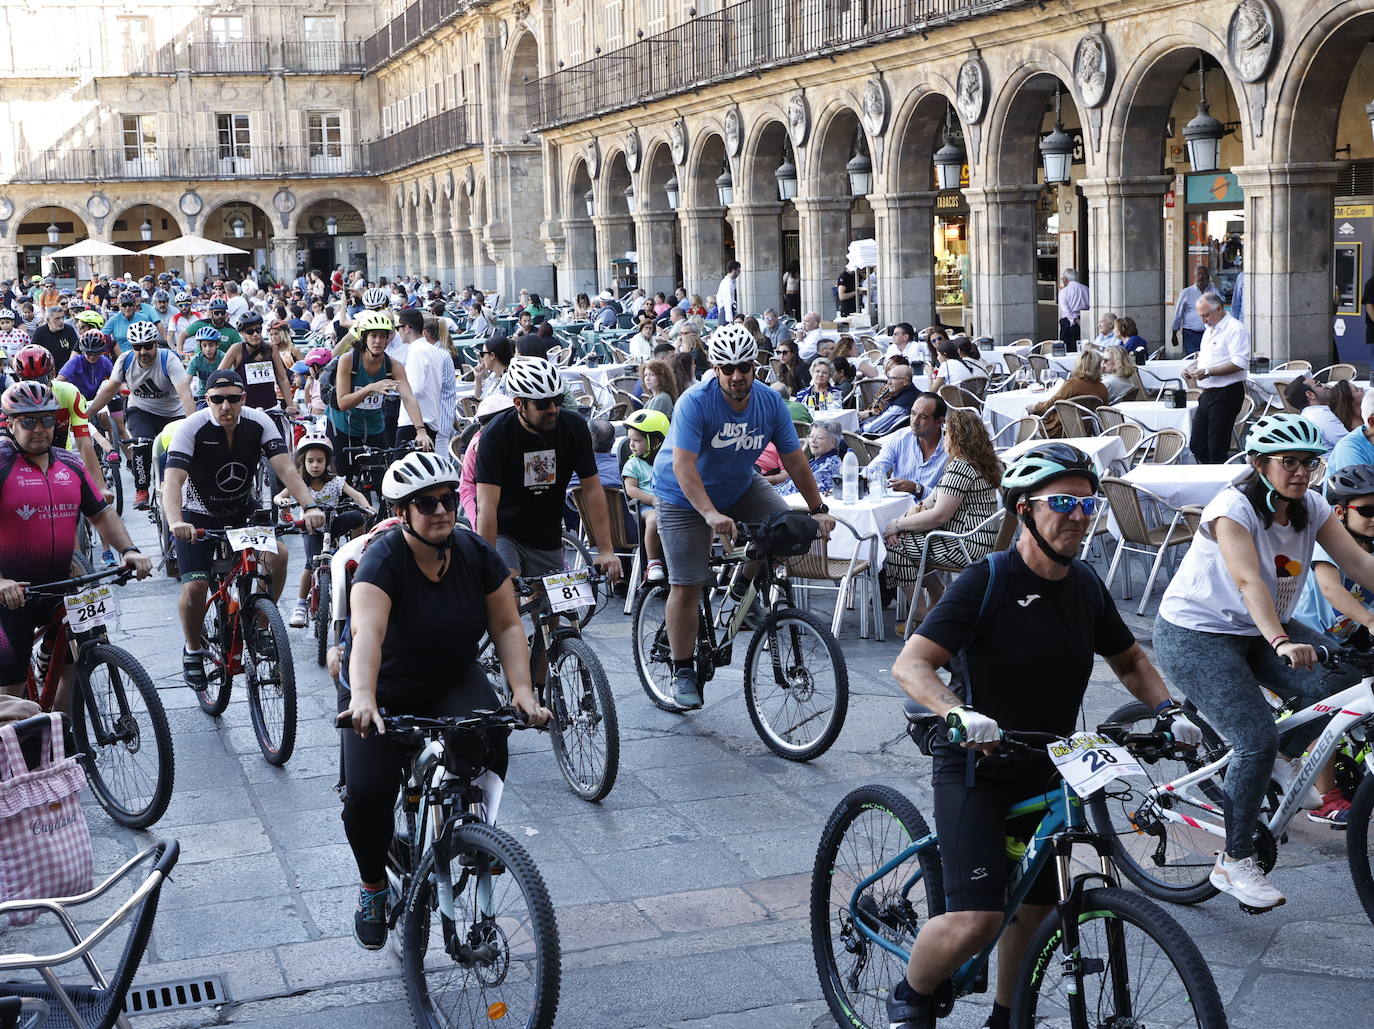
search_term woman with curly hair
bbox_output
[639,358,679,418]
[880,409,1003,628]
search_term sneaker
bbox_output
[99,548,117,568]
[645,559,666,583]
[289,602,308,628]
[671,667,703,710]
[182,648,207,692]
[133,489,150,510]
[1208,853,1285,910]
[1271,755,1321,809]
[1306,788,1352,828]
[353,885,391,951]
[885,981,934,1029]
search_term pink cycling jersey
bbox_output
[0,438,107,586]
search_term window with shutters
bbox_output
[307,112,343,158]
[216,113,251,158]
[603,0,623,48]
[121,115,156,162]
[383,106,393,136]
[566,16,583,64]
[646,0,667,34]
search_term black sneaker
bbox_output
[182,649,207,692]
[886,982,934,1029]
[671,667,703,709]
[354,885,390,951]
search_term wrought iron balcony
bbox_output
[1,145,374,184]
[0,40,361,77]
[368,105,484,173]
[534,0,1036,128]
[362,0,488,71]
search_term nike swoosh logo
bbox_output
[1017,595,1041,607]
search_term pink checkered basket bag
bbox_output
[0,713,93,926]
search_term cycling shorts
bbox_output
[933,778,1061,912]
[0,597,61,687]
[172,510,256,585]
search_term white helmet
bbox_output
[0,308,14,321]
[382,451,462,502]
[363,287,389,309]
[297,433,332,455]
[126,321,161,346]
[502,355,564,400]
[705,323,758,366]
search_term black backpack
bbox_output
[319,347,391,411]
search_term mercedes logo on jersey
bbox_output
[215,462,250,493]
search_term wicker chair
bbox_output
[1094,405,1126,430]
[1271,380,1301,414]
[1099,421,1144,458]
[1133,429,1187,465]
[960,376,990,401]
[1273,360,1312,372]
[571,486,642,614]
[1100,476,1198,614]
[938,383,984,414]
[842,431,881,465]
[991,415,1043,450]
[898,508,1007,638]
[784,514,884,640]
[1229,395,1257,452]
[855,376,886,410]
[1052,399,1103,438]
[1315,363,1357,383]
[1026,354,1055,383]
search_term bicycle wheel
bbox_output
[245,595,297,765]
[559,531,598,621]
[547,635,619,802]
[811,785,943,1029]
[76,516,97,567]
[151,499,177,580]
[197,596,233,716]
[106,451,124,517]
[1345,773,1374,925]
[1086,701,1229,904]
[72,642,175,829]
[313,568,332,668]
[744,607,848,761]
[402,822,561,1029]
[630,582,680,711]
[1013,886,1228,1028]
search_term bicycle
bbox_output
[478,569,619,802]
[631,522,848,760]
[279,500,365,667]
[372,709,560,1029]
[23,565,174,829]
[1089,641,1374,919]
[344,441,417,523]
[192,521,298,765]
[810,705,1228,1028]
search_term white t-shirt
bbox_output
[1159,483,1332,635]
[1301,405,1347,450]
[716,275,736,322]
[398,338,449,430]
[936,357,980,386]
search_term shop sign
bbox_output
[1185,172,1243,205]
[935,191,968,214]
[1164,189,1175,208]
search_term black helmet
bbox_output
[1326,464,1374,506]
[237,311,264,332]
[1001,443,1099,511]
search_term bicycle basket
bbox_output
[748,510,819,559]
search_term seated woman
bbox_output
[795,358,844,412]
[1114,315,1149,365]
[772,341,808,397]
[639,358,679,417]
[930,339,982,388]
[1102,345,1141,403]
[831,356,858,405]
[757,402,813,487]
[1027,348,1108,437]
[879,409,1002,628]
[778,420,843,498]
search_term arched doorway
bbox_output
[204,201,273,280]
[683,131,733,301]
[804,106,873,320]
[110,203,182,280]
[637,139,682,297]
[296,199,367,279]
[600,151,637,297]
[739,118,795,317]
[16,205,89,288]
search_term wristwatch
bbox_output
[809,503,829,515]
[120,546,141,556]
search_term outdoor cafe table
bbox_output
[785,489,912,570]
[982,386,1052,433]
[1106,463,1241,539]
[1113,399,1197,436]
[1001,434,1128,476]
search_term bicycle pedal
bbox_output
[1238,900,1284,916]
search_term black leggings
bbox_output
[124,408,179,491]
[338,666,509,884]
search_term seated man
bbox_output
[1285,376,1346,450]
[860,363,919,436]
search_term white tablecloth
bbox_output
[812,408,859,433]
[982,386,1054,433]
[1113,400,1197,436]
[1123,464,1240,509]
[786,491,912,569]
[1134,360,1193,391]
[1002,434,1128,475]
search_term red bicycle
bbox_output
[24,565,174,829]
[193,522,298,765]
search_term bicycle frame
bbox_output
[202,540,269,674]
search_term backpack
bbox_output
[319,348,391,411]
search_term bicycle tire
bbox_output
[559,531,598,621]
[630,581,682,712]
[402,822,561,1029]
[197,595,233,716]
[314,568,332,668]
[150,497,177,579]
[107,450,124,517]
[1013,886,1228,1028]
[72,642,175,829]
[743,606,848,761]
[1345,772,1374,926]
[811,785,944,1029]
[76,516,96,568]
[547,635,619,802]
[245,595,297,765]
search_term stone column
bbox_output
[1078,175,1172,344]
[489,144,555,299]
[1234,162,1341,365]
[728,201,784,317]
[0,243,19,283]
[870,191,937,329]
[432,224,453,288]
[402,227,420,279]
[632,211,679,298]
[562,216,599,298]
[417,230,438,279]
[469,226,493,292]
[593,214,635,294]
[794,196,852,318]
[677,205,726,299]
[449,225,473,291]
[964,185,1039,343]
[270,235,300,284]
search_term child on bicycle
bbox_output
[184,327,223,406]
[621,409,669,583]
[277,434,373,628]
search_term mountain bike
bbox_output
[811,704,1228,1028]
[24,565,174,829]
[278,500,365,667]
[193,521,298,765]
[478,569,618,801]
[373,710,560,1029]
[1089,641,1374,919]
[631,522,848,760]
[343,441,417,523]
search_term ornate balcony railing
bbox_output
[362,0,491,71]
[0,40,361,77]
[368,104,483,173]
[1,145,373,184]
[534,0,1036,128]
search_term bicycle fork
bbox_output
[1049,834,1125,1021]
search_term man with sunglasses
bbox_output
[8,343,106,504]
[179,297,243,354]
[104,291,161,354]
[887,443,1199,1029]
[651,324,836,709]
[86,321,195,509]
[163,369,324,692]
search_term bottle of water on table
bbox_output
[841,449,860,504]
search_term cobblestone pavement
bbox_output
[2,510,1370,1028]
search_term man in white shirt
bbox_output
[223,281,250,323]
[1171,265,1212,352]
[1183,292,1250,463]
[716,261,741,323]
[884,322,924,363]
[1285,377,1347,450]
[794,311,831,360]
[1056,269,1090,350]
[394,309,449,448]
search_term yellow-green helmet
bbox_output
[354,310,395,336]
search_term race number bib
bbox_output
[65,585,116,633]
[1047,732,1143,796]
[225,526,279,553]
[542,570,594,613]
[357,391,383,410]
[244,361,275,385]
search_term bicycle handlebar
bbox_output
[946,718,1176,755]
[378,708,533,735]
[26,566,135,598]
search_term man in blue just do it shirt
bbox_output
[651,323,837,708]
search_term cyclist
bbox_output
[0,382,151,701]
[473,355,621,585]
[184,326,224,403]
[326,310,430,476]
[168,292,198,349]
[216,311,298,421]
[1155,413,1374,909]
[177,297,243,354]
[0,309,28,366]
[56,331,115,404]
[336,451,551,950]
[7,343,106,502]
[162,369,325,691]
[85,321,196,510]
[886,443,1199,1029]
[649,324,835,709]
[333,286,392,350]
[104,290,161,353]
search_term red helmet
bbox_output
[13,344,54,380]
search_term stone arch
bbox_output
[983,57,1084,186]
[740,117,791,204]
[1274,4,1374,165]
[501,29,542,142]
[566,157,594,221]
[886,85,964,193]
[638,137,675,213]
[602,149,633,216]
[10,201,92,244]
[109,198,190,240]
[288,189,376,237]
[202,200,273,277]
[685,126,729,209]
[805,99,871,197]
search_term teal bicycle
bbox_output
[810,704,1229,1028]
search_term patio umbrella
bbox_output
[44,239,139,259]
[141,236,251,282]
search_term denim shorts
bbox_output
[494,535,564,578]
[656,475,789,586]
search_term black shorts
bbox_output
[933,777,1062,912]
[173,510,255,584]
[0,598,60,686]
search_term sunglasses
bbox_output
[130,342,157,352]
[409,491,458,515]
[243,328,262,335]
[717,363,755,377]
[1346,504,1374,518]
[524,396,557,411]
[206,393,245,406]
[15,414,56,430]
[1268,455,1321,473]
[1028,493,1104,517]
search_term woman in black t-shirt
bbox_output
[336,451,550,951]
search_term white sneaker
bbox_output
[289,603,308,628]
[1209,853,1285,910]
[645,559,666,583]
[1271,755,1321,809]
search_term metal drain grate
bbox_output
[123,975,228,1014]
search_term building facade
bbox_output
[3,0,1373,363]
